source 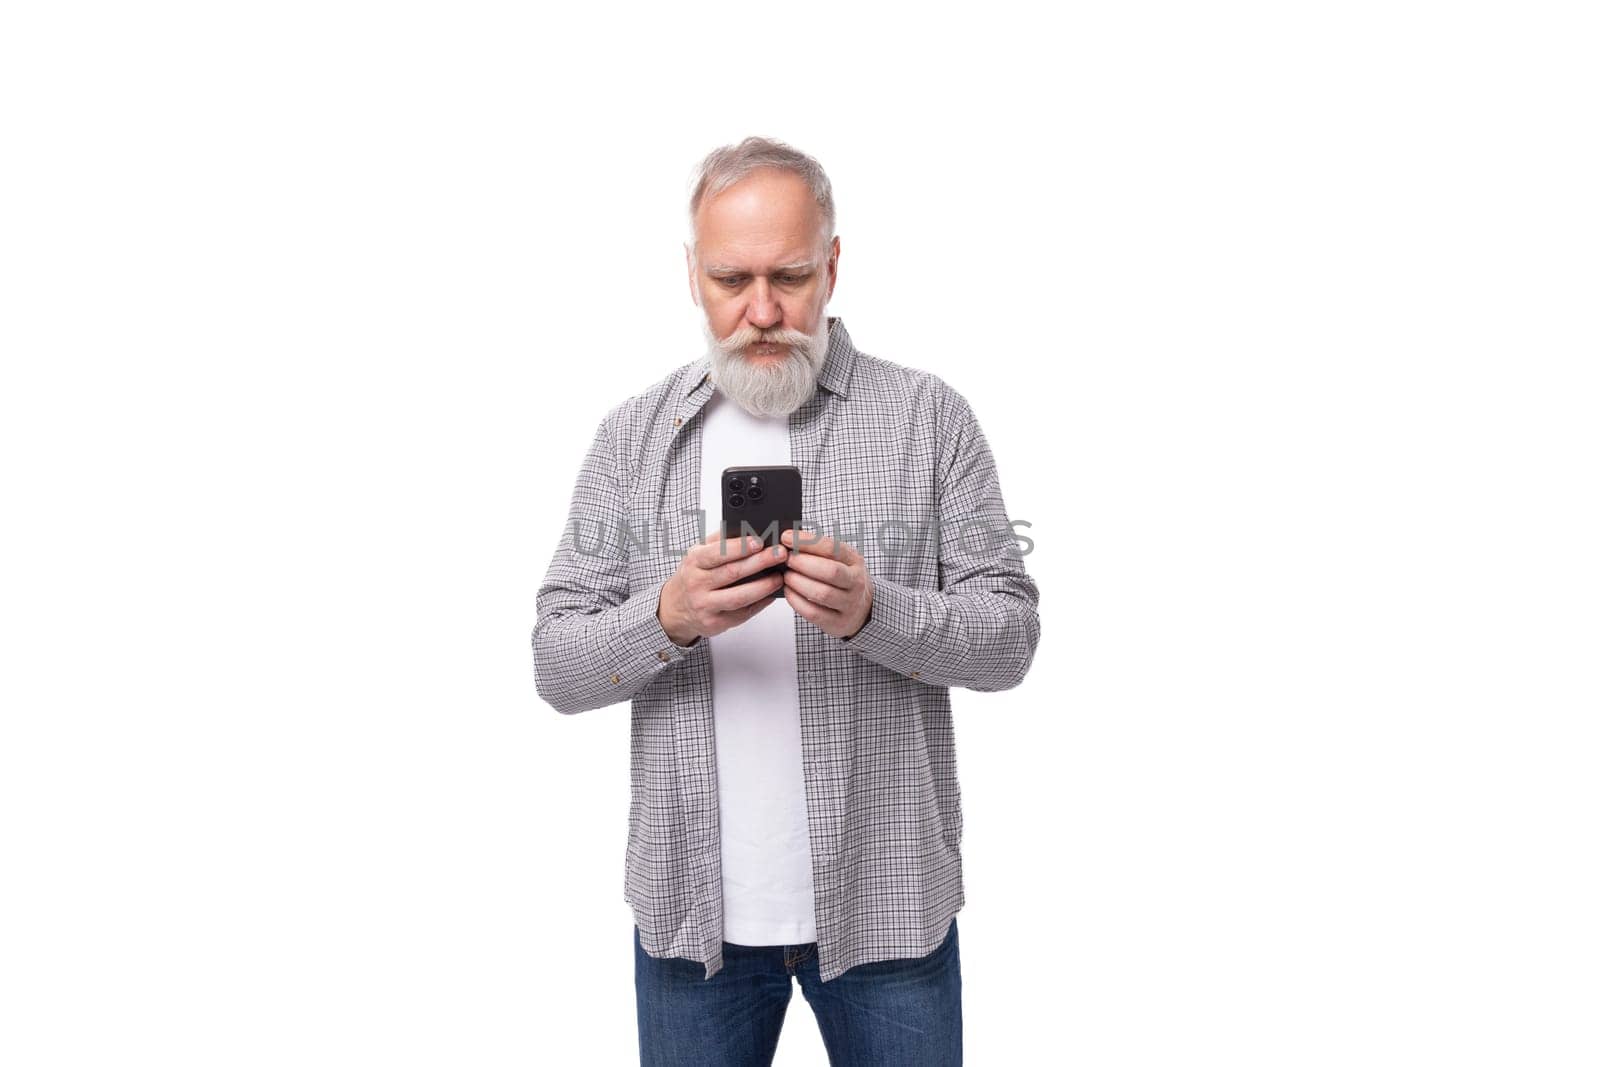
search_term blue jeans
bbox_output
[634,916,962,1066]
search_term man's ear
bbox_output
[684,242,700,307]
[825,235,841,302]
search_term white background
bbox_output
[3,2,1596,1064]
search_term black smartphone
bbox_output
[720,465,803,599]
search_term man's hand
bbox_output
[657,530,789,646]
[779,528,874,639]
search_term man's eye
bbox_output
[717,276,745,287]
[776,275,804,285]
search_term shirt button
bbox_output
[656,650,671,662]
[672,416,683,428]
[910,671,921,679]
[610,673,621,685]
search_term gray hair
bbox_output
[688,136,836,249]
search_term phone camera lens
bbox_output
[746,484,764,502]
[727,477,745,493]
[728,493,745,508]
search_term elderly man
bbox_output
[532,136,1040,1066]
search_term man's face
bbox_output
[687,167,839,368]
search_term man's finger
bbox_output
[705,569,786,612]
[718,591,778,629]
[779,527,861,565]
[691,532,767,569]
[784,584,845,626]
[781,548,852,590]
[707,542,789,589]
[783,567,849,610]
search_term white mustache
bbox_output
[716,325,813,355]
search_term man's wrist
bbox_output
[843,591,874,641]
[657,578,700,647]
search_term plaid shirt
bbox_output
[532,317,1041,982]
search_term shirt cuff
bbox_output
[838,575,928,680]
[607,582,695,690]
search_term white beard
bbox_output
[703,315,832,418]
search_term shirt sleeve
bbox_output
[532,414,693,714]
[840,387,1041,691]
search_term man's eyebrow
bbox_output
[705,262,817,276]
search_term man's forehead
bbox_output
[692,220,828,271]
[692,170,826,255]
[695,167,818,224]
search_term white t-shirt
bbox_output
[697,389,817,946]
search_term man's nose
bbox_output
[746,279,781,330]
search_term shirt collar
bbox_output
[679,316,858,402]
